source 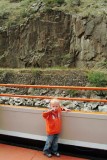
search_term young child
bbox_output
[42,98,70,158]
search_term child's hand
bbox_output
[65,108,71,112]
[62,107,71,112]
[49,108,56,112]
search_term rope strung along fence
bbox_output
[0,84,107,102]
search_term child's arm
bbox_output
[61,106,71,112]
[42,109,54,119]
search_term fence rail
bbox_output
[0,84,107,90]
[0,84,107,102]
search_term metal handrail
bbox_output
[0,83,107,90]
[0,93,107,102]
[0,84,107,102]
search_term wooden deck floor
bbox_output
[0,144,89,160]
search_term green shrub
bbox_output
[56,0,65,5]
[44,0,65,5]
[88,71,107,87]
[65,0,80,6]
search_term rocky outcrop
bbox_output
[0,9,107,68]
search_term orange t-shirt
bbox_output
[43,107,63,135]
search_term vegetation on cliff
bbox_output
[0,0,107,28]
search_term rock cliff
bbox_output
[0,0,107,69]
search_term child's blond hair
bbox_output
[50,98,60,107]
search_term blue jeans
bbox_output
[43,134,59,154]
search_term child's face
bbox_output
[51,102,60,110]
